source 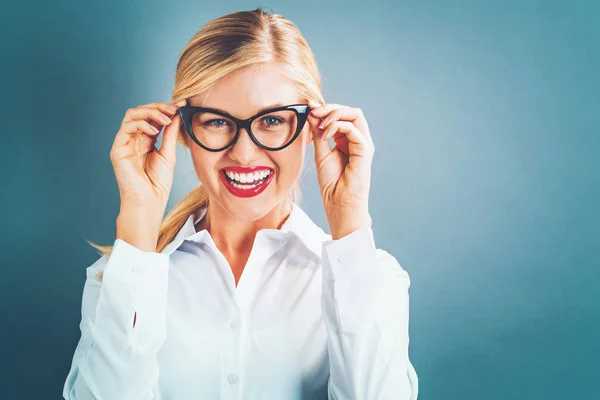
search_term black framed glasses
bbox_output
[176,103,311,152]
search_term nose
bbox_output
[228,127,261,165]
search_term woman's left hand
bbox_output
[307,102,375,240]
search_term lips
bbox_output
[219,165,274,198]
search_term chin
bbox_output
[225,197,276,221]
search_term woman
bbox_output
[63,8,418,400]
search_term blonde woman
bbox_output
[63,8,418,400]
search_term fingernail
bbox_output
[162,116,172,124]
[167,105,177,112]
[318,119,327,129]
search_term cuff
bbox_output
[96,238,170,350]
[321,227,385,333]
[321,226,377,282]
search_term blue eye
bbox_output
[205,119,230,128]
[263,115,284,126]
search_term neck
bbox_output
[196,199,293,255]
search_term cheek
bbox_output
[274,144,306,181]
[190,148,221,182]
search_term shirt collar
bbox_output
[160,201,329,258]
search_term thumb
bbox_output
[313,130,331,165]
[159,113,180,166]
[308,113,330,164]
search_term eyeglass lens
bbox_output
[190,109,299,149]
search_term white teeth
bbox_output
[233,182,257,189]
[224,169,272,186]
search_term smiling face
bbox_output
[186,63,312,222]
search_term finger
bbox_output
[309,103,346,118]
[144,102,182,117]
[123,107,173,127]
[308,103,349,141]
[138,102,178,113]
[307,113,323,141]
[113,120,159,148]
[308,100,323,114]
[308,111,330,160]
[313,126,331,165]
[332,132,350,157]
[139,104,180,132]
[318,107,371,142]
[140,99,187,116]
[138,99,186,113]
[122,120,161,137]
[148,100,186,132]
[306,103,342,134]
[158,113,181,165]
[122,101,184,134]
[322,121,372,155]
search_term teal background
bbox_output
[1,0,598,398]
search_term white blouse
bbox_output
[63,201,418,399]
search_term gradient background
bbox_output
[1,0,598,399]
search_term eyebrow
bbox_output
[192,102,287,118]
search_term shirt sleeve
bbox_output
[321,227,418,400]
[62,238,170,400]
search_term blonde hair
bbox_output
[88,8,325,257]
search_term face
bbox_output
[186,63,312,222]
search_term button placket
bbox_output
[223,307,242,397]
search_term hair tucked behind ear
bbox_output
[87,7,324,257]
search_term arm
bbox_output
[62,239,170,400]
[321,227,418,400]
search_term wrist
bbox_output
[328,208,372,240]
[116,210,163,253]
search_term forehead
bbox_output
[188,63,301,119]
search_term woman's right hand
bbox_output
[110,99,187,252]
[110,99,186,212]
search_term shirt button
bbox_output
[227,373,238,386]
[337,255,345,264]
[230,319,238,329]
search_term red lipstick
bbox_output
[219,166,274,198]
